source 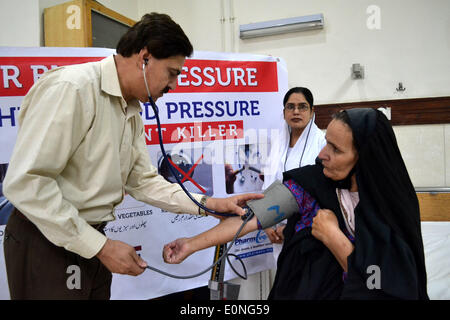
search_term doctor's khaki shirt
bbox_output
[3,55,204,259]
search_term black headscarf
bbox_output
[341,108,428,299]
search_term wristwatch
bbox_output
[198,195,209,216]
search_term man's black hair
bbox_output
[116,12,193,59]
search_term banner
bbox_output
[0,47,288,300]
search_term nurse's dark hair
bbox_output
[116,12,193,59]
[283,87,314,109]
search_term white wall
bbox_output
[137,0,450,188]
[395,124,449,188]
[137,0,450,101]
[97,0,140,21]
[0,0,40,46]
[238,0,450,101]
[2,1,448,187]
[137,0,224,52]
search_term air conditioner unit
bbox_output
[239,14,324,39]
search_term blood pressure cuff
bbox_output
[246,180,299,229]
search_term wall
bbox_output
[96,0,140,21]
[137,0,224,52]
[3,1,446,187]
[138,0,450,189]
[0,0,40,46]
[235,0,450,101]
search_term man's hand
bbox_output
[96,239,148,276]
[205,193,264,218]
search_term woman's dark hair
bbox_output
[116,12,193,59]
[332,109,350,124]
[332,110,354,147]
[283,87,314,109]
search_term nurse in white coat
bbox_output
[262,87,326,258]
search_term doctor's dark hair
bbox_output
[116,12,193,59]
[283,87,314,109]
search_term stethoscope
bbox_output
[141,58,253,279]
[142,58,235,218]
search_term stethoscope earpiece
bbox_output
[142,58,148,70]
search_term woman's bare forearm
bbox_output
[323,230,354,272]
[186,216,259,253]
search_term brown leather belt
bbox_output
[13,208,107,231]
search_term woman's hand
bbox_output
[163,238,192,264]
[311,209,340,245]
[163,215,260,265]
[264,225,285,244]
[311,209,354,272]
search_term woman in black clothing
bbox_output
[163,108,429,300]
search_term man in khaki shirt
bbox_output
[3,13,262,299]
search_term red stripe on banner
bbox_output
[174,59,278,93]
[1,57,278,96]
[144,120,244,145]
[0,56,105,97]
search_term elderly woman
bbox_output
[163,108,429,300]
